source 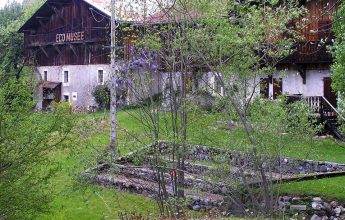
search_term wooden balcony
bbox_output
[280,41,333,64]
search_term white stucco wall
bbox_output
[33,65,332,109]
[277,69,331,97]
[35,64,112,109]
[198,68,331,100]
[256,68,332,99]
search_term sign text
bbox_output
[56,31,85,43]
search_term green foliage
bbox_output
[183,0,303,78]
[0,0,44,79]
[92,84,110,109]
[247,97,319,155]
[0,109,340,219]
[0,1,75,212]
[0,2,23,28]
[332,1,345,94]
[0,75,75,219]
[137,33,162,51]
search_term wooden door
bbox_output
[324,77,337,107]
[273,78,283,99]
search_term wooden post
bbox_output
[110,0,117,159]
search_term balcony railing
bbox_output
[280,41,333,64]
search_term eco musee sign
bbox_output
[56,31,85,43]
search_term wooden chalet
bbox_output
[19,0,343,139]
[19,0,113,67]
[262,0,343,139]
[18,0,137,110]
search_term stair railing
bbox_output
[305,96,322,114]
[320,96,345,121]
[304,96,345,121]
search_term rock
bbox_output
[311,214,322,220]
[205,205,212,210]
[192,205,201,211]
[203,199,210,206]
[298,166,306,174]
[322,216,329,220]
[315,210,328,217]
[324,202,330,208]
[221,186,228,194]
[313,197,323,203]
[292,197,302,203]
[312,202,325,210]
[290,204,307,211]
[320,165,328,172]
[325,204,336,216]
[278,201,290,210]
[335,207,342,216]
[192,196,200,203]
[330,201,339,208]
[282,196,292,202]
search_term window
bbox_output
[98,70,104,84]
[43,71,48,81]
[64,71,69,84]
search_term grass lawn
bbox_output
[277,176,345,202]
[37,111,159,220]
[38,109,345,219]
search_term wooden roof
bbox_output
[18,0,163,32]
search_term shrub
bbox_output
[92,84,110,109]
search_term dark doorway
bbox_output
[42,82,62,110]
[324,77,337,108]
[273,78,283,99]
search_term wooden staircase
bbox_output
[305,96,345,141]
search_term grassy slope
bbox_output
[39,110,345,219]
[38,112,158,220]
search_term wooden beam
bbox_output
[51,6,65,23]
[53,45,62,56]
[36,16,49,19]
[39,46,49,58]
[297,65,307,85]
[69,44,78,57]
[38,20,48,32]
[83,43,91,53]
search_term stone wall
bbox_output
[151,142,345,175]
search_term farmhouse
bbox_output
[19,0,339,111]
[18,0,139,110]
[269,0,338,108]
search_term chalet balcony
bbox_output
[280,41,333,64]
[24,28,109,47]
